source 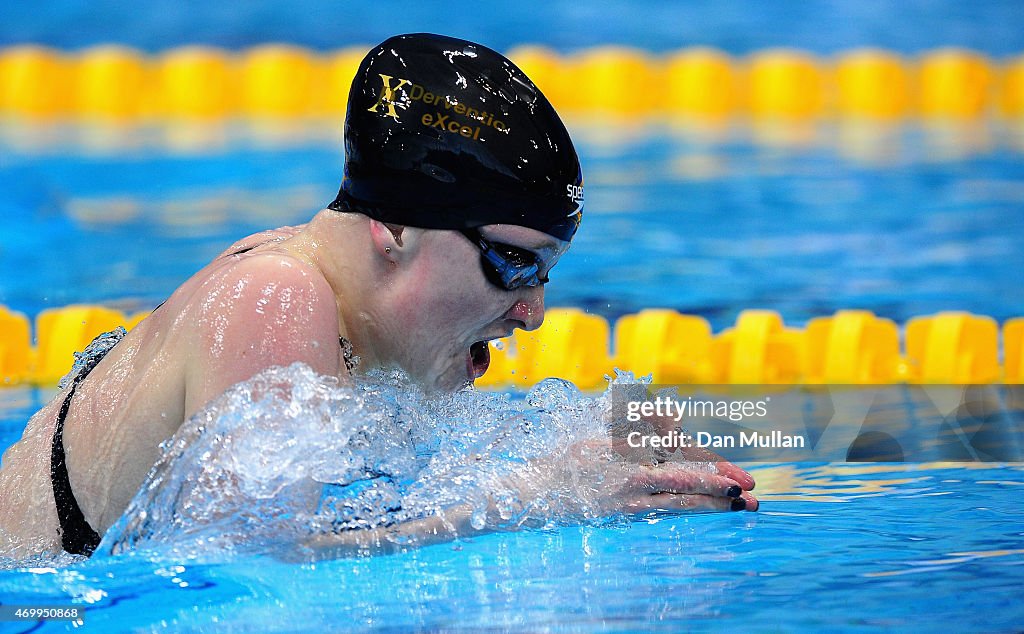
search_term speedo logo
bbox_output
[367,73,509,136]
[566,183,585,204]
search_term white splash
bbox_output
[99,364,645,561]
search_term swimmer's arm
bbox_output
[302,473,541,558]
[301,448,756,560]
[184,257,342,416]
[303,505,497,559]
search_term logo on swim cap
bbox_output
[566,183,585,214]
[367,72,510,139]
[335,33,584,242]
[367,74,411,121]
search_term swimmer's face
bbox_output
[396,224,569,392]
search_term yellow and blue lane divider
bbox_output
[2,303,1022,387]
[2,44,1024,120]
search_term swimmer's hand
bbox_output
[564,438,758,515]
[601,404,757,513]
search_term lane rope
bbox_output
[1,45,1022,119]
[2,304,1021,386]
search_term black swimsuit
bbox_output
[50,327,126,555]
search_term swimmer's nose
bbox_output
[507,287,545,331]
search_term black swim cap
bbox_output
[328,33,584,242]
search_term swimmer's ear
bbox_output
[368,219,405,261]
[384,223,404,246]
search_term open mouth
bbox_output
[469,341,491,379]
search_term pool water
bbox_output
[1,459,1023,631]
[3,1,1024,631]
[2,364,1024,631]
[3,120,1024,327]
[4,0,1024,56]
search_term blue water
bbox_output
[4,0,1024,56]
[2,366,1024,631]
[3,3,1024,633]
[2,121,1024,329]
[1,458,1023,631]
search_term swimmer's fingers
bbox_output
[742,492,759,511]
[625,492,755,513]
[675,446,756,491]
[606,438,756,491]
[628,464,744,499]
[714,460,756,491]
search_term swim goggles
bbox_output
[460,227,547,290]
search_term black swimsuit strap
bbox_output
[51,382,102,556]
[49,328,126,557]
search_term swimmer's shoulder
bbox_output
[206,247,336,313]
[216,224,307,260]
[163,230,333,331]
[205,225,333,299]
[181,248,343,406]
